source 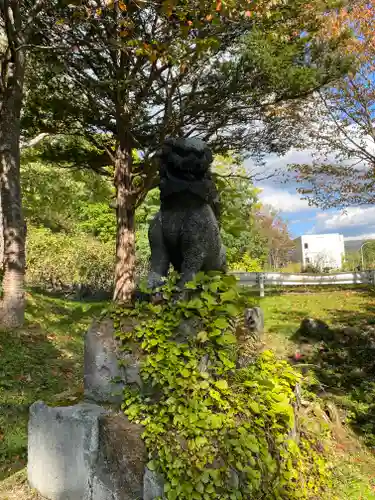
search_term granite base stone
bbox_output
[28,401,146,500]
[84,318,142,404]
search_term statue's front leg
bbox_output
[147,212,170,291]
[176,248,206,297]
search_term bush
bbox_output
[112,274,332,499]
[229,253,263,272]
[26,226,114,293]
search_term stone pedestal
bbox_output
[28,402,106,500]
[28,307,265,500]
[28,402,146,500]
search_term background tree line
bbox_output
[15,149,295,298]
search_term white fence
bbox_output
[233,271,375,297]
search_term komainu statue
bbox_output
[147,137,226,292]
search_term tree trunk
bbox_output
[0,50,26,329]
[113,143,136,303]
[0,191,3,272]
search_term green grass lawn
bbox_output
[261,287,375,354]
[0,286,375,498]
[0,292,105,481]
[261,288,375,439]
[261,287,375,498]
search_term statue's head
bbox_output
[158,137,213,181]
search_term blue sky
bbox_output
[245,149,375,242]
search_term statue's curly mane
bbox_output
[158,138,220,218]
[158,137,213,181]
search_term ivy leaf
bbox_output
[203,293,218,309]
[200,380,210,389]
[197,331,209,343]
[187,298,203,309]
[224,303,241,317]
[208,281,219,293]
[216,333,236,345]
[249,401,260,414]
[209,414,223,429]
[196,436,208,447]
[201,470,210,483]
[221,275,238,287]
[214,317,229,329]
[147,460,157,471]
[220,288,238,302]
[215,379,229,391]
[196,481,205,493]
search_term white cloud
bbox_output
[314,206,375,231]
[345,233,375,242]
[245,149,315,183]
[259,186,314,213]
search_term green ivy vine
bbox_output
[110,272,331,499]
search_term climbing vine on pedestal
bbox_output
[110,273,331,499]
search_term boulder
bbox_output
[236,307,265,367]
[28,402,146,500]
[244,307,264,340]
[299,318,331,340]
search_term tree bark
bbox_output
[113,142,136,303]
[0,48,26,329]
[0,191,3,272]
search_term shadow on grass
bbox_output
[0,292,108,480]
[291,289,375,448]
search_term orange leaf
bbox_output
[216,0,222,12]
[119,0,127,10]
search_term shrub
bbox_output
[229,253,263,272]
[26,226,114,293]
[112,273,331,499]
[135,224,151,281]
[281,262,302,273]
[302,264,323,274]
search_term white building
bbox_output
[293,233,345,271]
